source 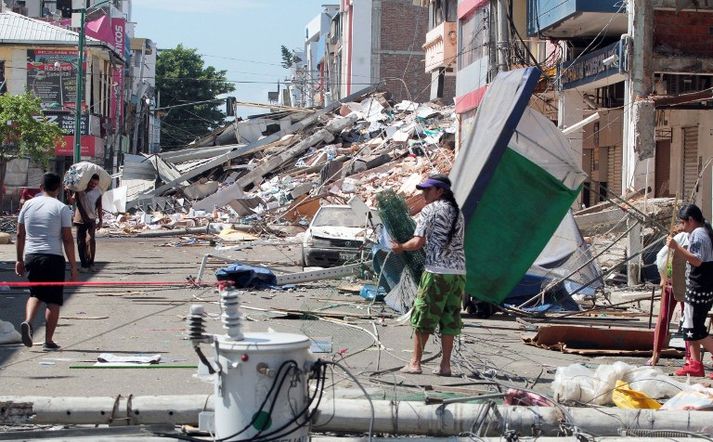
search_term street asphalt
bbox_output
[0,235,690,401]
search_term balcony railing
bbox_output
[423,21,457,73]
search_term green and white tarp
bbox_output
[450,67,588,304]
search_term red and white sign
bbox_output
[56,135,96,157]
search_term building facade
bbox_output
[530,0,713,219]
[422,0,457,102]
[0,9,125,192]
[2,0,159,171]
[304,5,340,107]
[455,0,552,149]
[324,0,431,103]
[128,37,159,154]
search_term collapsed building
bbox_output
[103,87,456,234]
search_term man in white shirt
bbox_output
[68,174,103,272]
[16,172,79,350]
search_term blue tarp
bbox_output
[215,263,278,289]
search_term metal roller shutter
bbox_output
[607,146,622,196]
[682,126,699,199]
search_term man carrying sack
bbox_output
[67,174,103,273]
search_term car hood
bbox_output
[309,226,367,241]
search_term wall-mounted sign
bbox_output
[39,111,89,135]
[26,49,84,111]
[56,135,95,157]
[560,41,623,90]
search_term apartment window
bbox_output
[430,0,457,29]
[56,0,72,18]
[11,0,28,15]
[458,6,489,69]
[42,0,58,17]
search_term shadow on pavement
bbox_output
[0,260,96,366]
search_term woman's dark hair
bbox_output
[430,174,460,245]
[679,203,713,244]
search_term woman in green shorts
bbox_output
[392,174,466,376]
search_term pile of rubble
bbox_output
[102,87,456,236]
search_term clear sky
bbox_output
[132,0,333,117]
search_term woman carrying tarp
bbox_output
[667,204,713,377]
[391,174,466,377]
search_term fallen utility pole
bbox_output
[4,396,713,437]
[135,225,211,238]
[311,400,713,437]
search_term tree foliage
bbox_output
[280,45,302,69]
[0,92,63,168]
[156,44,235,149]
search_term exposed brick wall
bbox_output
[655,10,713,57]
[380,54,433,102]
[380,0,429,52]
[378,0,431,102]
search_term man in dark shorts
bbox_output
[67,174,103,272]
[15,173,78,350]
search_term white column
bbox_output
[559,89,585,206]
[623,0,655,193]
[623,0,654,285]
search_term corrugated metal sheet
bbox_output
[0,11,97,43]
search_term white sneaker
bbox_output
[79,267,90,273]
[89,265,98,272]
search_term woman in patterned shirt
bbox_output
[668,204,713,377]
[392,174,466,377]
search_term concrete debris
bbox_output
[101,88,455,242]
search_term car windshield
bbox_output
[312,207,365,228]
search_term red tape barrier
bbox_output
[0,281,205,287]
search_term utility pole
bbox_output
[72,4,86,164]
[624,0,655,286]
[496,0,509,73]
[72,0,112,164]
[131,44,147,154]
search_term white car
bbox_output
[302,205,375,267]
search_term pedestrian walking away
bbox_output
[68,174,103,273]
[15,172,79,350]
[391,174,466,377]
[667,204,713,377]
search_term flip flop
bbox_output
[432,369,452,377]
[399,366,422,374]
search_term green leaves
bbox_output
[156,44,235,149]
[280,45,302,69]
[0,92,63,167]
